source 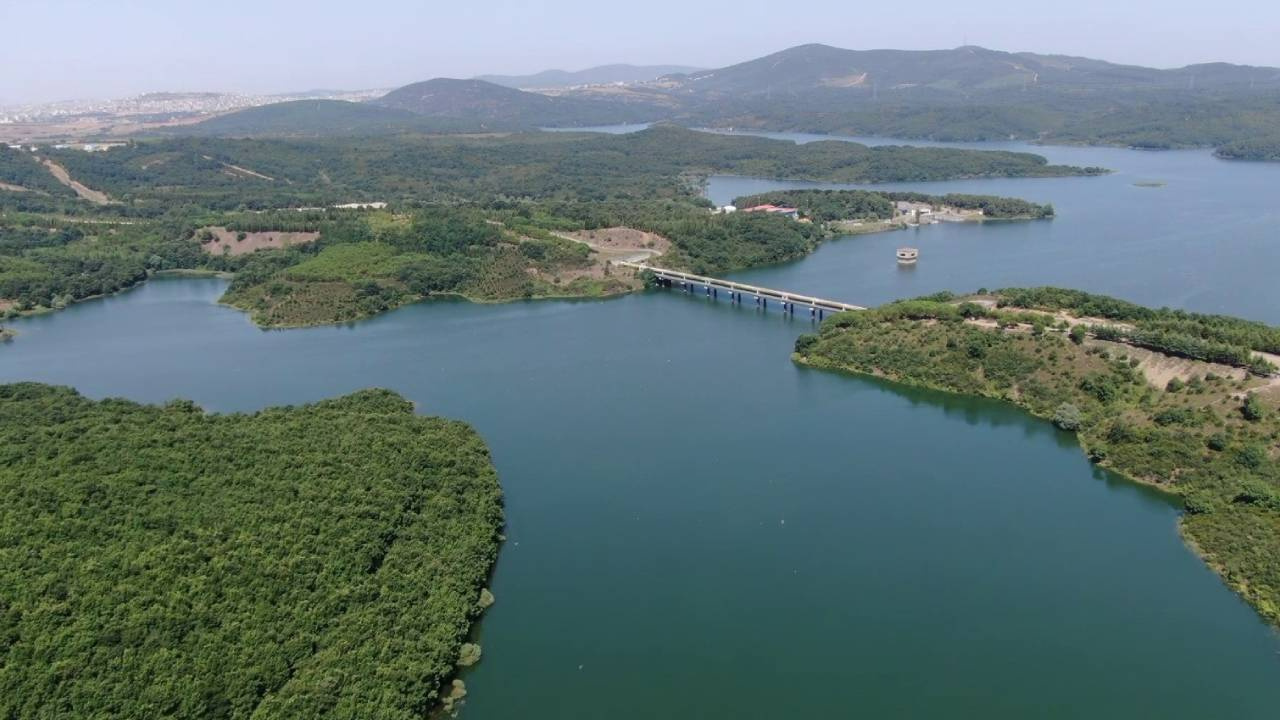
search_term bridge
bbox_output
[618,262,864,319]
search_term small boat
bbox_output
[896,247,919,264]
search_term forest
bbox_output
[9,126,1101,211]
[0,383,504,718]
[794,291,1280,626]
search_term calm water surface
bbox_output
[3,139,1279,718]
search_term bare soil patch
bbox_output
[0,182,33,193]
[1088,339,1249,388]
[558,227,671,264]
[199,227,319,256]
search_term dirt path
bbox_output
[202,155,275,181]
[0,182,33,193]
[40,159,112,204]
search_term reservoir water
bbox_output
[4,138,1280,718]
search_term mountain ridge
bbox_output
[477,63,702,88]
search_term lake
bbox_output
[3,136,1280,718]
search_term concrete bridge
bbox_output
[618,262,864,319]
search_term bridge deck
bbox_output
[619,262,864,313]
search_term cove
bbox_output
[4,141,1280,718]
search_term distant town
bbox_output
[0,89,386,123]
[0,88,388,143]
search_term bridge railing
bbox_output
[618,261,864,312]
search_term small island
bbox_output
[794,288,1280,626]
[731,189,1054,237]
[0,383,504,717]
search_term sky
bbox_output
[3,0,1279,104]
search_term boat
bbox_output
[896,247,919,264]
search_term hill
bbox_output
[372,78,649,128]
[536,44,1280,153]
[659,44,1280,98]
[169,99,476,137]
[477,63,701,88]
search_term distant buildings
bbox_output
[51,142,123,152]
[332,202,388,210]
[895,201,936,225]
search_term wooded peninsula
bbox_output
[794,289,1280,624]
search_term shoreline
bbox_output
[792,351,1275,626]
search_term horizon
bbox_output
[3,0,1279,105]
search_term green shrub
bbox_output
[1241,393,1265,422]
[1053,403,1084,431]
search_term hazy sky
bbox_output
[3,0,1278,104]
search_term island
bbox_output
[794,288,1280,625]
[0,383,504,717]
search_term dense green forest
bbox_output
[20,126,1099,211]
[732,189,1054,222]
[0,383,504,717]
[794,290,1280,625]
